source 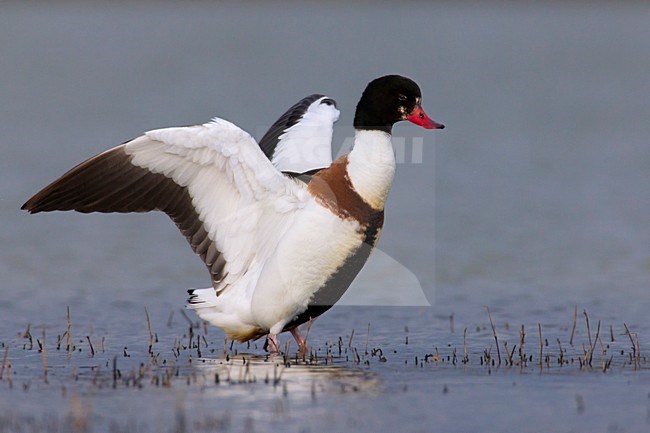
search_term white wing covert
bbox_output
[258,95,339,175]
[22,117,308,293]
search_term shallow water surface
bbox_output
[2,305,650,433]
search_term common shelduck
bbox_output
[22,75,444,355]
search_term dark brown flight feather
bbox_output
[21,144,227,288]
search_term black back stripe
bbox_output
[283,241,375,331]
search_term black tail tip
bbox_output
[187,288,204,305]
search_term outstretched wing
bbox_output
[22,118,308,292]
[258,94,339,176]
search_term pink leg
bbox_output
[266,333,281,356]
[290,328,308,356]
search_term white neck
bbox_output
[346,130,396,210]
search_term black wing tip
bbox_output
[319,97,337,108]
[299,93,328,105]
[21,198,42,214]
[21,193,70,214]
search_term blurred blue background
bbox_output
[1,2,648,315]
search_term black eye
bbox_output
[398,94,407,101]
